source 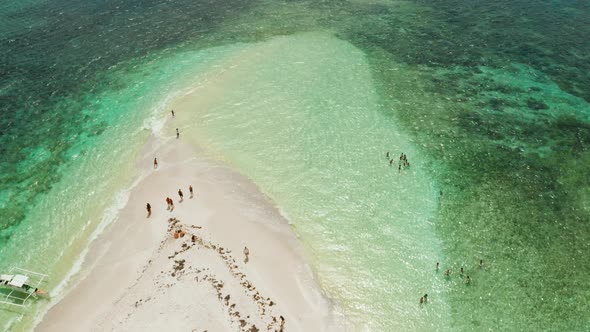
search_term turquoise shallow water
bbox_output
[177,33,451,330]
[1,0,589,330]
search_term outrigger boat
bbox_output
[0,267,48,308]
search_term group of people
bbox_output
[160,186,193,212]
[385,152,410,173]
[419,294,428,304]
[422,260,486,304]
[147,109,194,216]
[144,177,194,216]
[440,260,484,282]
[147,109,253,264]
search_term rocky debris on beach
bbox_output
[156,216,284,331]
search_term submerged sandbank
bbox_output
[165,32,450,330]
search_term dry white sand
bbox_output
[35,129,347,331]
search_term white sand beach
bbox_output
[35,124,346,331]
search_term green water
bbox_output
[1,0,589,330]
[0,42,249,329]
[179,32,451,330]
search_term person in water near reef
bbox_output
[436,262,439,270]
[189,185,193,198]
[480,259,484,268]
[424,294,428,303]
[154,157,158,169]
[146,203,151,217]
[389,159,393,166]
[466,276,471,285]
[460,267,464,276]
[420,297,424,304]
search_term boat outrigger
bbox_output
[0,267,48,308]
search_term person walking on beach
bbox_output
[154,157,158,169]
[166,197,171,210]
[171,109,175,117]
[178,189,184,202]
[189,185,193,198]
[169,197,174,211]
[243,246,250,263]
[146,203,152,217]
[176,128,179,139]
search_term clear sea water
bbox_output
[1,0,589,330]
